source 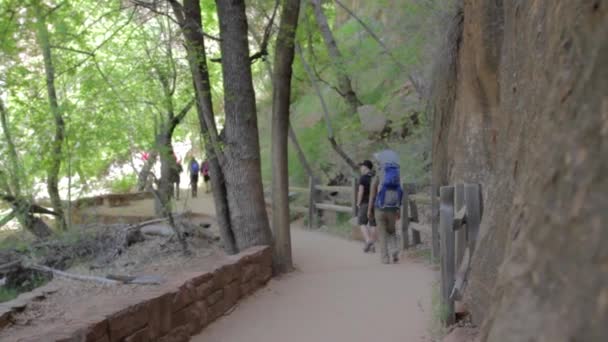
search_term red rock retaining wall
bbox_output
[5,246,272,342]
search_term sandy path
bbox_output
[192,227,436,342]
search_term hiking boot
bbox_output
[392,251,399,263]
[370,245,376,253]
[363,242,371,253]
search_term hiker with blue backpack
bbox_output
[189,157,200,198]
[368,149,403,264]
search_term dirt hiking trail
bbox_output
[193,226,436,342]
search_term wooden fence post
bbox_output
[352,177,358,217]
[439,185,455,326]
[454,183,466,269]
[464,183,482,254]
[410,200,421,245]
[431,184,440,262]
[401,183,410,249]
[308,176,316,229]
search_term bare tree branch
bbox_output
[131,0,221,41]
[295,43,358,171]
[210,0,279,63]
[50,45,95,56]
[333,0,426,97]
[58,9,136,76]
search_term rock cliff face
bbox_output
[431,1,607,341]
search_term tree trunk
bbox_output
[271,0,301,273]
[216,0,273,250]
[171,0,238,255]
[0,195,54,239]
[136,150,158,191]
[155,132,174,216]
[310,0,361,114]
[0,98,21,196]
[34,3,66,231]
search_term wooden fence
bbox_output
[438,183,483,325]
[291,177,433,248]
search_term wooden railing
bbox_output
[293,177,436,241]
[438,183,483,325]
[304,176,358,228]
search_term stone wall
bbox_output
[2,246,272,342]
[431,0,607,341]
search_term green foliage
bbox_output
[430,282,449,339]
[0,287,19,303]
[108,174,137,194]
[258,0,440,188]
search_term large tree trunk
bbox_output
[136,150,158,191]
[271,0,301,273]
[171,0,238,255]
[216,0,273,250]
[155,132,174,216]
[34,3,66,231]
[310,0,361,114]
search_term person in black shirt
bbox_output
[357,160,377,253]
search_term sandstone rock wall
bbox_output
[431,1,607,341]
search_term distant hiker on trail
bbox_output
[189,158,200,198]
[170,153,183,200]
[201,160,210,193]
[368,149,403,264]
[357,160,377,253]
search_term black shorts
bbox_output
[357,203,376,226]
[203,174,210,182]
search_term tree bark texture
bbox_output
[155,132,174,216]
[216,0,273,250]
[309,0,361,114]
[136,150,158,191]
[34,3,66,231]
[173,0,238,254]
[271,0,301,273]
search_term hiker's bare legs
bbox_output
[368,226,377,252]
[360,224,371,244]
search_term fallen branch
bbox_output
[107,274,163,285]
[29,264,119,285]
[0,259,22,273]
[125,211,191,231]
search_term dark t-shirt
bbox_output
[359,173,373,204]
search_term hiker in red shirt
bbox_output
[201,160,210,193]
